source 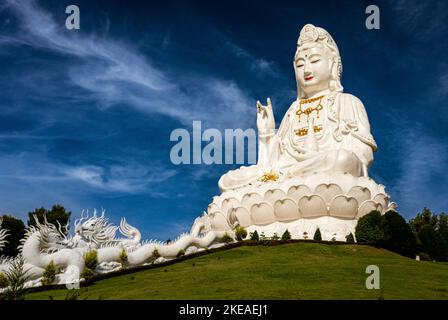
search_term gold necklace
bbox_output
[295,95,324,123]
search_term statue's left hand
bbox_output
[256,97,275,135]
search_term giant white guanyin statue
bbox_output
[191,24,395,241]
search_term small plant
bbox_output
[220,232,234,243]
[331,233,337,242]
[151,249,161,261]
[260,232,267,241]
[119,249,128,265]
[176,249,185,258]
[346,232,355,243]
[2,257,30,300]
[271,233,280,241]
[250,230,259,241]
[234,227,248,241]
[303,231,309,240]
[83,250,98,271]
[41,261,57,286]
[313,228,322,241]
[281,229,291,240]
[80,267,94,280]
[0,272,8,289]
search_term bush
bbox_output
[83,250,98,270]
[80,267,94,280]
[281,229,291,240]
[176,249,185,258]
[271,233,280,241]
[417,252,431,261]
[250,230,259,241]
[0,272,8,288]
[41,261,57,286]
[418,225,444,260]
[355,211,384,247]
[119,249,128,265]
[381,210,416,258]
[346,233,355,243]
[234,227,247,241]
[220,233,234,243]
[260,232,267,240]
[313,228,322,241]
[2,257,30,300]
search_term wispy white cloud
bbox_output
[2,0,256,129]
[389,126,448,215]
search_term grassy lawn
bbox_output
[25,242,448,300]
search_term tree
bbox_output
[313,228,322,241]
[418,225,444,261]
[250,230,259,241]
[409,207,438,233]
[355,211,384,247]
[346,233,355,243]
[281,229,291,240]
[27,204,71,234]
[0,215,26,257]
[381,210,416,258]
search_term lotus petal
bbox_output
[241,193,264,211]
[274,198,300,221]
[264,189,287,205]
[329,196,358,219]
[230,207,252,228]
[287,185,312,202]
[207,203,220,214]
[358,200,383,218]
[250,202,275,225]
[210,211,231,231]
[314,184,344,204]
[347,186,371,204]
[372,194,388,212]
[298,195,327,218]
[221,197,240,216]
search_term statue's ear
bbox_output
[329,56,343,92]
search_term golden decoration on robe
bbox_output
[294,125,323,136]
[296,95,324,123]
[259,171,279,182]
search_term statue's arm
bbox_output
[339,94,377,174]
[257,129,279,166]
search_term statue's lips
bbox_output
[305,76,314,81]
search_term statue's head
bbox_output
[294,24,343,98]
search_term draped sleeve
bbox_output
[337,93,377,167]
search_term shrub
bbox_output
[418,225,443,260]
[355,211,384,247]
[2,257,30,300]
[250,230,259,241]
[271,233,280,241]
[313,228,322,241]
[152,249,161,259]
[260,232,267,240]
[346,233,355,243]
[381,210,416,258]
[176,249,185,258]
[220,233,234,243]
[41,261,57,286]
[281,229,291,240]
[302,232,309,240]
[417,252,431,261]
[83,250,98,270]
[80,267,94,280]
[234,227,248,241]
[0,272,8,288]
[119,249,128,265]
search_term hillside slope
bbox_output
[26,242,448,300]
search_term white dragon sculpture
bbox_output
[0,209,229,286]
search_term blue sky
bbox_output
[0,0,447,240]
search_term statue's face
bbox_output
[295,43,333,96]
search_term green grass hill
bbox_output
[26,242,448,300]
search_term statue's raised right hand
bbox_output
[256,98,275,135]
